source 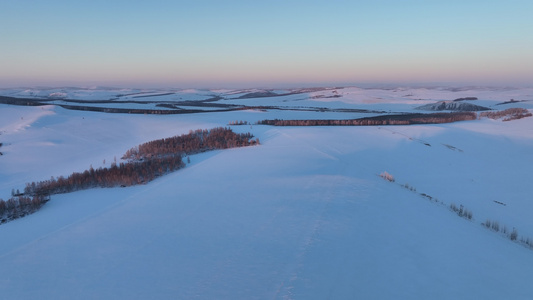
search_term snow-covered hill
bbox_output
[416,100,490,111]
[2,86,532,114]
[0,86,532,298]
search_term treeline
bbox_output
[0,96,45,106]
[0,195,48,223]
[228,120,250,125]
[257,112,477,126]
[24,156,184,196]
[480,108,532,121]
[57,104,209,115]
[23,127,257,197]
[122,127,259,161]
[453,97,478,101]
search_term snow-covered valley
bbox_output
[0,86,532,299]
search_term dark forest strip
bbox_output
[257,112,477,126]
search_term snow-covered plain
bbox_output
[0,86,533,299]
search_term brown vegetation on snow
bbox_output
[20,127,258,207]
[0,195,48,223]
[122,127,259,161]
[480,108,532,121]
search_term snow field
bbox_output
[0,87,532,298]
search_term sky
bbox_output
[1,0,532,88]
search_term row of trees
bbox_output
[482,219,525,245]
[450,203,473,220]
[256,112,477,126]
[480,108,532,121]
[0,195,48,223]
[228,120,250,125]
[122,127,259,161]
[23,127,258,197]
[24,156,184,196]
[58,104,208,115]
[379,169,533,250]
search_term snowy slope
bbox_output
[0,87,532,299]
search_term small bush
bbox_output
[402,183,416,192]
[380,171,395,182]
[491,221,500,232]
[450,203,459,212]
[451,203,473,220]
[484,219,491,228]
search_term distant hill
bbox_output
[416,101,490,111]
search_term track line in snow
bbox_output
[377,126,432,147]
[277,175,338,300]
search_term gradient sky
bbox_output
[1,0,532,88]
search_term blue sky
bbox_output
[1,0,532,88]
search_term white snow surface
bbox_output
[0,87,533,299]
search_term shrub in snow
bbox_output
[525,238,533,248]
[401,183,416,192]
[450,203,473,220]
[450,203,459,213]
[491,221,500,232]
[481,219,493,229]
[481,220,533,249]
[462,209,473,220]
[380,171,395,182]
